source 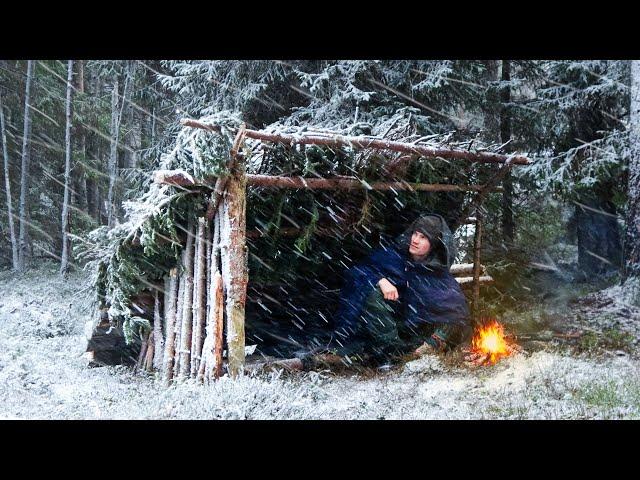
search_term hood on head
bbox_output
[395,213,456,269]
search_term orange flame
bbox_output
[471,320,512,364]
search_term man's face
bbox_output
[409,231,431,258]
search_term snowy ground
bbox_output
[1,261,639,419]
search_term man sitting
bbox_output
[323,213,472,365]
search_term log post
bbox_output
[220,126,248,378]
[172,266,185,379]
[136,330,149,371]
[162,268,178,386]
[197,222,223,384]
[211,271,224,380]
[191,217,207,377]
[152,288,164,371]
[177,220,195,380]
[471,215,483,321]
[143,330,155,372]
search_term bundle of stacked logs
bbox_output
[93,120,530,382]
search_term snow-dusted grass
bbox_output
[1,261,639,419]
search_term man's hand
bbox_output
[378,278,399,301]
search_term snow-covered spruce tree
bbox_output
[158,60,310,129]
[522,60,630,278]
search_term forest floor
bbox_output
[1,261,639,419]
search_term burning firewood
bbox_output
[463,319,521,367]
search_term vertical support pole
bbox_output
[221,125,248,378]
[162,268,178,386]
[178,219,195,380]
[212,271,224,380]
[472,213,483,322]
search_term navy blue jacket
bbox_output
[333,217,470,338]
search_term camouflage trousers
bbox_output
[332,288,470,361]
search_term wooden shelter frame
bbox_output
[150,118,530,379]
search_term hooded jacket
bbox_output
[333,214,470,339]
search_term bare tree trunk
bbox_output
[211,212,223,379]
[18,60,34,272]
[151,107,156,146]
[172,263,186,378]
[162,268,178,386]
[137,331,149,370]
[500,60,515,244]
[75,60,88,215]
[86,172,97,220]
[178,220,195,380]
[191,217,207,377]
[220,149,248,378]
[625,60,640,280]
[0,92,19,270]
[211,270,224,380]
[123,101,135,170]
[106,77,119,227]
[107,64,134,227]
[60,60,74,276]
[189,223,200,377]
[143,330,155,372]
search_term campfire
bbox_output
[465,319,518,366]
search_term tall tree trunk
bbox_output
[18,60,34,272]
[75,136,87,212]
[123,64,138,170]
[151,107,156,147]
[500,60,515,244]
[0,92,19,270]
[86,172,97,220]
[106,64,134,227]
[625,60,640,281]
[482,60,500,135]
[75,60,88,215]
[106,77,119,227]
[60,60,74,276]
[576,182,622,277]
[84,63,98,222]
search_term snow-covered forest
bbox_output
[1,60,639,419]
